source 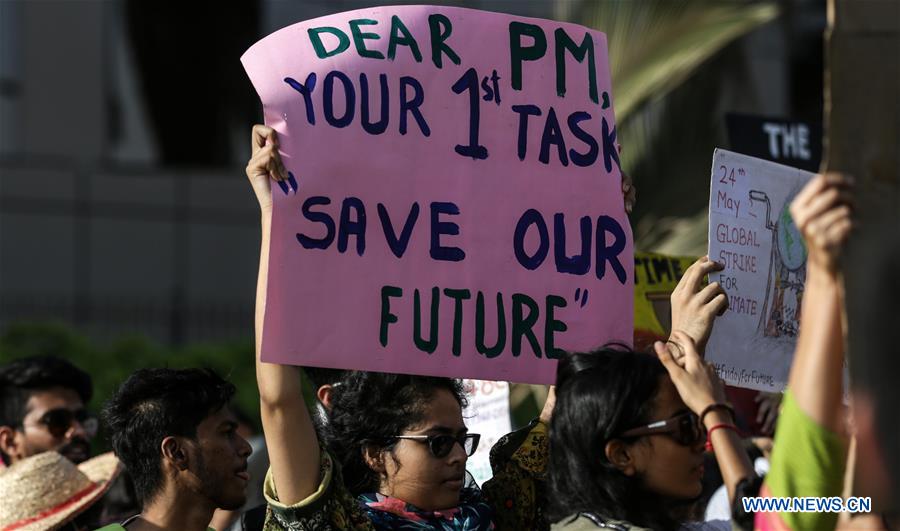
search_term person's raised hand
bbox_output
[669,256,728,354]
[655,331,727,416]
[754,391,782,436]
[246,124,288,213]
[789,172,854,275]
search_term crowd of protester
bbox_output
[0,125,896,531]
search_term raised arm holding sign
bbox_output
[753,172,854,531]
[248,125,320,507]
[244,7,635,529]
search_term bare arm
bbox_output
[539,385,556,424]
[786,173,853,433]
[657,331,754,504]
[703,407,753,504]
[248,125,321,504]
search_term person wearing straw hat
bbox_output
[99,368,252,531]
[0,450,121,531]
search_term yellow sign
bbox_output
[634,252,698,351]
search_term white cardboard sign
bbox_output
[462,379,511,485]
[706,149,814,391]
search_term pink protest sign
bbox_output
[241,5,633,384]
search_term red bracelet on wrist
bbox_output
[705,423,740,452]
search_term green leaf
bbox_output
[557,0,780,253]
[562,0,779,122]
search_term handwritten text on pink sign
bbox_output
[242,6,633,384]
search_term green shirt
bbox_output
[756,390,847,530]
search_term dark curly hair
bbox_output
[101,367,235,505]
[547,347,685,531]
[323,371,467,496]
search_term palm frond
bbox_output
[555,0,780,254]
[563,1,779,122]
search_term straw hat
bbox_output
[0,451,121,531]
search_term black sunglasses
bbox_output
[390,433,481,458]
[27,408,98,439]
[618,411,703,446]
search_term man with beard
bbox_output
[0,356,95,466]
[99,367,253,531]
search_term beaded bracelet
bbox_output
[699,403,735,426]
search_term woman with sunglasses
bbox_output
[547,331,755,531]
[246,125,553,530]
[322,371,488,528]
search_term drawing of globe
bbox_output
[777,204,807,270]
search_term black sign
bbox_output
[725,113,822,172]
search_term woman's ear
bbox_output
[316,384,334,410]
[605,439,638,477]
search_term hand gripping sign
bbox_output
[241,6,633,384]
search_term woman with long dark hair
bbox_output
[548,331,755,530]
